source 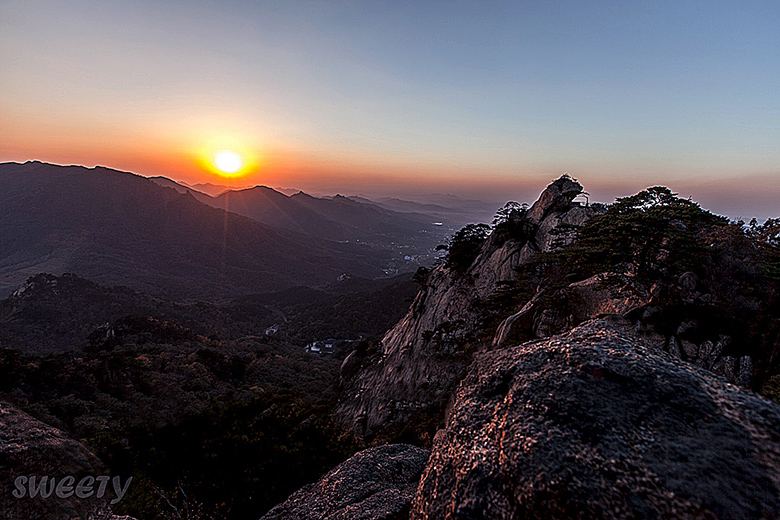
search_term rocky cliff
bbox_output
[335,176,599,441]
[337,175,770,445]
[311,175,780,518]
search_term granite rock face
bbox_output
[493,273,653,348]
[411,320,780,520]
[492,271,756,388]
[564,273,652,325]
[0,402,127,520]
[260,444,429,520]
[335,176,600,440]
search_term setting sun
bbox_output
[213,150,243,174]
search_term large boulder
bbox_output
[411,320,780,520]
[564,273,651,324]
[260,444,429,520]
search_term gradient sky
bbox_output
[1,0,779,218]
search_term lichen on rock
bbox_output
[411,320,780,520]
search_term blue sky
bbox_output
[1,0,779,217]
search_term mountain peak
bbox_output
[526,174,584,223]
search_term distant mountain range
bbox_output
[213,188,435,244]
[155,178,501,226]
[0,162,388,300]
[149,176,454,246]
[189,181,231,196]
[348,195,499,228]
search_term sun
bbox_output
[213,150,244,175]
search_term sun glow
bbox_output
[214,150,243,174]
[195,137,261,180]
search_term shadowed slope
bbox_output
[0,162,384,300]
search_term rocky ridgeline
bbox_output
[268,320,780,519]
[337,176,762,444]
[335,176,599,440]
[285,175,780,519]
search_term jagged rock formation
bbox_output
[411,320,780,519]
[0,402,132,520]
[337,175,770,445]
[260,444,429,520]
[493,273,653,347]
[300,176,780,519]
[494,270,757,388]
[265,178,780,519]
[335,176,600,440]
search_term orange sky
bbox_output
[1,109,554,199]
[4,116,780,222]
[2,1,779,218]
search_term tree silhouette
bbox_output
[438,223,491,271]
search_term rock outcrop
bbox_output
[0,402,129,520]
[493,273,653,347]
[492,271,757,388]
[337,175,764,446]
[565,273,652,324]
[322,175,775,518]
[411,320,780,520]
[260,444,429,520]
[335,176,600,440]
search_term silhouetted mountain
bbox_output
[190,181,233,196]
[203,186,441,248]
[209,186,352,240]
[415,192,501,213]
[365,196,457,215]
[148,175,217,206]
[147,178,478,259]
[0,162,384,300]
[289,192,430,240]
[148,175,194,193]
[349,193,501,230]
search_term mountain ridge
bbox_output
[151,175,452,259]
[0,161,385,300]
